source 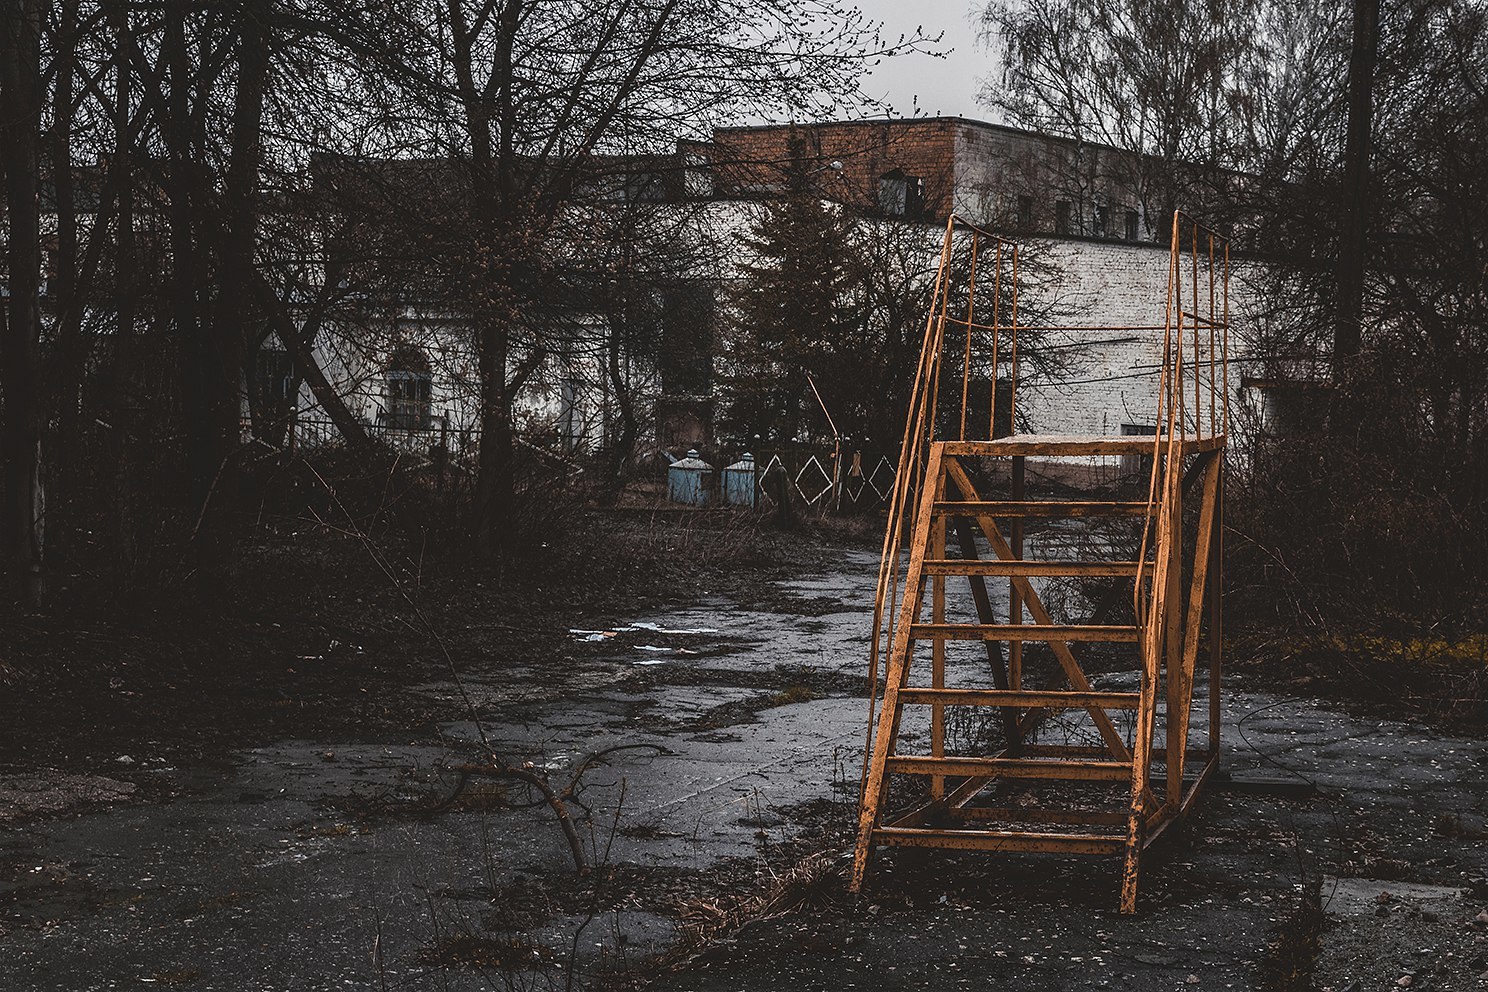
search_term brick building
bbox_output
[701,116,1187,243]
[270,118,1260,464]
[690,118,1258,460]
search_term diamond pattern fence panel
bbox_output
[754,446,896,513]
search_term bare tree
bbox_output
[404,0,928,561]
[0,0,46,605]
[1333,0,1381,370]
[979,0,1262,234]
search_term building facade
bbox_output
[277,117,1261,463]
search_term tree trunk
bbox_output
[448,0,521,564]
[1333,0,1379,372]
[49,0,81,456]
[602,311,639,496]
[202,0,271,544]
[107,0,138,573]
[473,323,514,564]
[253,274,372,452]
[0,0,47,607]
[164,2,216,532]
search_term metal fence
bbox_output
[290,416,479,458]
[753,446,897,511]
[283,417,895,511]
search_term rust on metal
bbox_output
[850,210,1231,914]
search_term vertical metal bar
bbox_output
[1191,221,1200,439]
[1122,493,1161,914]
[1208,233,1217,438]
[1009,456,1025,692]
[1208,463,1223,755]
[1009,244,1020,432]
[1176,220,1186,441]
[1165,458,1188,809]
[931,490,947,801]
[928,234,954,444]
[990,240,1002,438]
[959,232,978,440]
[1222,242,1231,433]
[951,517,1021,754]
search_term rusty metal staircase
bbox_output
[850,212,1231,913]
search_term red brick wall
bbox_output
[707,119,959,219]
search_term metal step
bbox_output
[921,559,1143,577]
[909,623,1141,642]
[897,687,1141,709]
[933,500,1152,518]
[940,434,1225,457]
[885,756,1133,781]
[873,826,1124,854]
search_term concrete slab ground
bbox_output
[3,548,1486,990]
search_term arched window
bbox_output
[385,344,433,431]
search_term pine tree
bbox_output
[720,192,871,445]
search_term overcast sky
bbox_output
[854,0,997,120]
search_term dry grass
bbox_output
[660,852,847,969]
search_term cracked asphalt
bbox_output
[4,547,1487,990]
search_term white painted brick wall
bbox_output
[1018,238,1256,443]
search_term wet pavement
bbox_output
[4,548,1488,990]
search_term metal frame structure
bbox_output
[850,211,1230,913]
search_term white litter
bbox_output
[569,622,718,641]
[628,621,718,635]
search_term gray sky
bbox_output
[854,0,997,120]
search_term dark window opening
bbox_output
[385,345,433,431]
[1054,200,1072,236]
[1120,423,1158,475]
[1125,209,1140,241]
[1094,204,1108,238]
[993,379,1015,437]
[1016,194,1033,230]
[878,169,924,218]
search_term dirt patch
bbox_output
[0,770,137,821]
[687,685,823,731]
[1317,878,1488,990]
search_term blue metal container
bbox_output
[667,449,713,506]
[721,452,757,508]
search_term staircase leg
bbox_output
[1120,814,1145,913]
[850,445,945,892]
[931,505,946,801]
[1208,467,1223,756]
[1122,634,1159,914]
